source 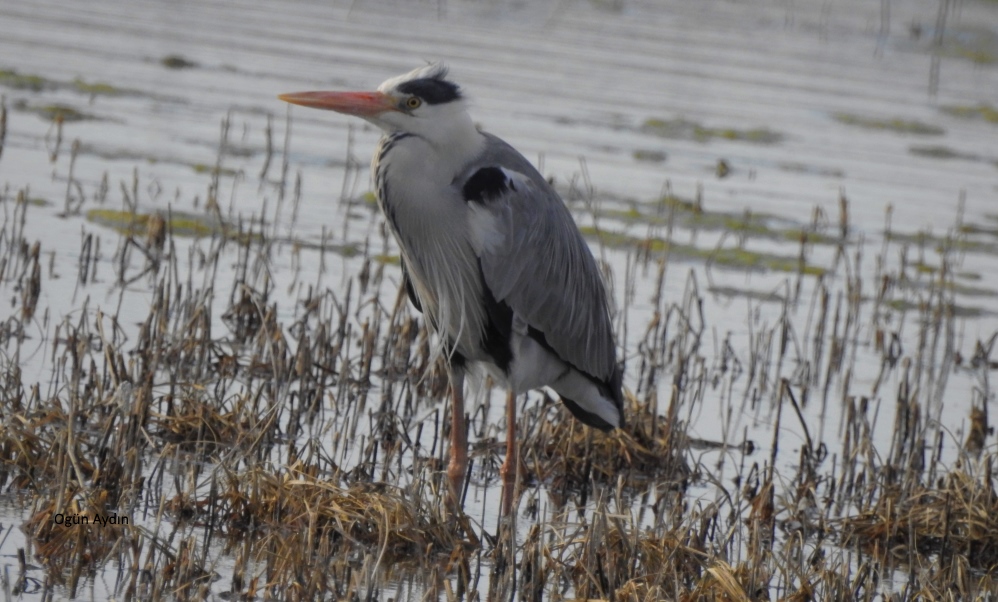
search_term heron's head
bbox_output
[279,64,472,139]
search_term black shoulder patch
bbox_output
[462,167,512,203]
[396,78,461,105]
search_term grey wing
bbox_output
[461,159,616,382]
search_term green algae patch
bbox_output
[942,104,998,125]
[657,194,700,214]
[37,104,90,122]
[373,254,401,265]
[578,226,642,250]
[950,47,997,64]
[641,117,782,145]
[0,68,54,92]
[884,298,991,319]
[937,27,998,66]
[579,226,826,276]
[72,77,126,96]
[86,208,223,239]
[597,197,841,247]
[291,239,361,258]
[711,246,826,276]
[885,230,942,247]
[833,113,944,135]
[336,243,360,258]
[946,282,997,298]
[779,228,841,246]
[887,229,998,255]
[708,285,789,303]
[961,214,998,240]
[1,69,138,98]
[161,55,199,69]
[13,100,97,122]
[0,67,154,104]
[908,145,980,161]
[79,143,164,163]
[601,206,645,222]
[192,163,240,177]
[960,222,998,239]
[717,214,772,237]
[893,268,998,297]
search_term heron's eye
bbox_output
[405,97,422,110]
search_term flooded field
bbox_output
[2,0,998,599]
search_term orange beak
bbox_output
[277,90,398,117]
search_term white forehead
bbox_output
[377,63,449,93]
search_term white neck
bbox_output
[421,108,485,176]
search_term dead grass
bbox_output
[520,389,690,491]
[842,464,998,569]
[1,108,997,601]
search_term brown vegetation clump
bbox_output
[843,463,998,569]
[218,463,465,554]
[24,497,127,581]
[520,389,691,492]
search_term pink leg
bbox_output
[499,390,517,516]
[446,370,468,508]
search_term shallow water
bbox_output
[2,0,998,598]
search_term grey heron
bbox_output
[280,64,624,514]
